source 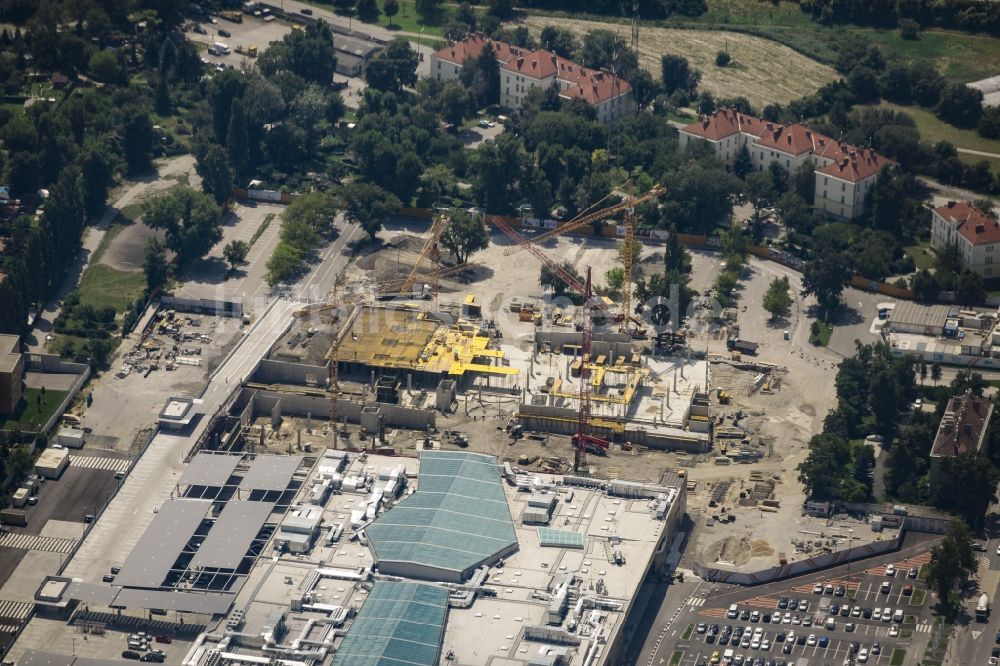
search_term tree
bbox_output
[847,65,880,102]
[461,41,501,106]
[340,182,401,241]
[80,137,120,216]
[384,0,399,25]
[911,269,939,302]
[797,432,851,500]
[415,0,442,20]
[661,54,697,95]
[697,91,715,115]
[365,38,418,93]
[226,100,249,182]
[763,276,792,319]
[931,362,942,384]
[936,82,984,129]
[438,81,475,126]
[926,521,976,608]
[801,251,849,321]
[898,18,920,39]
[745,171,775,220]
[715,50,731,67]
[122,109,154,175]
[144,236,168,294]
[956,269,985,306]
[88,49,124,84]
[266,241,304,285]
[223,240,249,273]
[540,26,576,58]
[934,453,1000,530]
[440,211,489,263]
[733,145,753,180]
[540,261,583,299]
[195,143,235,206]
[488,0,514,18]
[919,360,928,384]
[357,0,380,20]
[142,187,223,264]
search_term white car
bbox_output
[852,606,862,617]
[751,611,761,622]
[858,648,869,663]
[792,615,801,625]
[783,612,792,624]
[761,638,771,651]
[996,543,1000,556]
[889,625,900,637]
[813,583,824,594]
[882,607,892,622]
[807,634,817,647]
[885,564,895,576]
[751,637,761,650]
[872,609,882,621]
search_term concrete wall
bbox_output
[517,404,710,453]
[246,390,435,430]
[254,359,329,387]
[161,295,244,318]
[692,532,903,585]
[25,354,89,375]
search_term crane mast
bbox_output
[575,268,594,472]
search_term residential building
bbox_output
[930,200,1000,278]
[677,108,890,220]
[0,334,23,415]
[929,389,993,493]
[430,33,633,124]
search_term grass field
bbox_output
[0,389,68,433]
[889,648,906,666]
[77,264,147,312]
[523,15,837,107]
[874,102,1000,156]
[810,321,834,347]
[905,240,935,271]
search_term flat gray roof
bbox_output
[115,499,210,588]
[18,652,129,666]
[889,302,954,329]
[240,455,303,491]
[179,453,241,487]
[189,501,275,569]
[64,581,118,606]
[111,588,234,614]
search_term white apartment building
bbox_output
[430,33,633,124]
[931,200,1000,278]
[677,108,891,220]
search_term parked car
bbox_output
[885,564,896,576]
[218,28,231,37]
[121,652,141,661]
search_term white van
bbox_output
[892,608,904,623]
[727,604,739,619]
[826,617,836,630]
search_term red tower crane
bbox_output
[489,217,608,472]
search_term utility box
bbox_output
[12,488,28,507]
[1,509,28,526]
[57,428,85,449]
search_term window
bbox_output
[989,267,994,276]
[988,255,994,264]
[842,183,846,192]
[840,195,844,204]
[786,160,790,168]
[823,190,827,198]
[840,207,844,216]
[824,177,828,185]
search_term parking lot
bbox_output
[646,545,941,666]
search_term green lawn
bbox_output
[959,152,1000,174]
[370,0,443,36]
[809,321,834,347]
[0,389,69,433]
[910,589,926,606]
[905,240,936,271]
[889,648,906,666]
[875,102,1000,156]
[681,624,694,640]
[670,651,685,666]
[77,264,147,312]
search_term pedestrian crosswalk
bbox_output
[689,597,707,607]
[0,600,32,621]
[915,623,932,633]
[0,532,77,554]
[69,454,130,474]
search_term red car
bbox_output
[902,585,913,596]
[154,635,172,644]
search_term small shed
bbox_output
[35,447,69,479]
[57,428,85,449]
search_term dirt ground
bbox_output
[520,16,838,108]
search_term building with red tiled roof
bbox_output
[931,200,1000,278]
[929,389,993,493]
[677,108,892,220]
[430,34,632,124]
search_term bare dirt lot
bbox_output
[520,17,838,107]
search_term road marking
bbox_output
[0,532,77,554]
[0,600,32,621]
[972,630,982,640]
[69,454,130,474]
[688,598,706,607]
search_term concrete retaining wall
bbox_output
[692,532,904,585]
[25,354,89,375]
[245,390,435,430]
[253,359,329,387]
[161,295,244,318]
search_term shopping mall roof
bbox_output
[331,581,449,666]
[365,451,518,582]
[178,452,241,488]
[189,501,275,569]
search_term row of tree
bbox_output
[799,0,1000,36]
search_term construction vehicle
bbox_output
[572,433,610,456]
[717,389,732,404]
[235,44,257,57]
[727,338,759,355]
[219,10,243,22]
